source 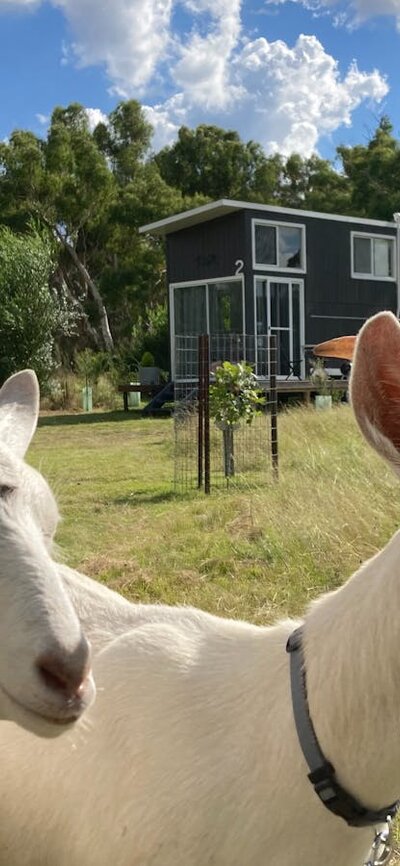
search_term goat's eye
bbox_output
[0,485,15,499]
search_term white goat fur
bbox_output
[1,311,400,866]
[0,372,94,734]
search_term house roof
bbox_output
[139,198,397,237]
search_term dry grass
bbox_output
[33,404,400,618]
[30,404,400,861]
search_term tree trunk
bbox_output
[37,211,114,352]
[56,272,103,350]
[36,211,114,351]
[58,235,114,352]
[223,427,235,477]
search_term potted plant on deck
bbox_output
[138,351,160,387]
[311,358,332,410]
[209,361,264,478]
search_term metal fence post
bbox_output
[198,335,210,494]
[198,335,204,489]
[270,334,279,479]
[204,334,210,495]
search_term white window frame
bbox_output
[350,232,396,282]
[169,275,245,381]
[253,275,306,379]
[251,219,306,273]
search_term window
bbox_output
[174,284,207,336]
[352,234,395,280]
[253,220,305,271]
[171,277,244,380]
[208,281,243,334]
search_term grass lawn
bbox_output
[31,404,400,861]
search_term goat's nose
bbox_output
[36,639,92,700]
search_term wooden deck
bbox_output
[271,379,349,403]
[118,378,349,411]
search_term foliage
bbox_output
[93,100,153,184]
[209,361,264,428]
[41,368,121,411]
[140,351,156,367]
[337,116,400,220]
[279,153,352,214]
[92,373,120,409]
[75,349,112,384]
[41,374,76,411]
[0,100,185,356]
[155,124,281,201]
[0,226,76,385]
[131,303,169,372]
[310,358,330,396]
[2,103,400,373]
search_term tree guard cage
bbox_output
[174,334,278,493]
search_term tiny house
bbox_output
[139,200,399,380]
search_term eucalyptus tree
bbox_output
[154,124,282,202]
[0,100,183,353]
[337,117,400,220]
[0,107,115,350]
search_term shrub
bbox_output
[93,374,120,409]
[40,372,83,412]
[131,304,169,372]
[0,225,77,386]
[209,361,264,478]
[140,351,155,367]
[209,361,264,428]
[74,349,112,383]
[310,358,330,396]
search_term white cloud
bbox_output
[36,113,49,125]
[350,0,400,28]
[144,99,181,151]
[54,0,174,95]
[238,36,388,155]
[265,0,400,29]
[85,107,107,132]
[0,0,39,5]
[0,0,390,157]
[147,34,388,157]
[172,0,243,110]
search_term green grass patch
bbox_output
[32,404,400,620]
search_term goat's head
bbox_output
[0,370,95,736]
[315,311,400,474]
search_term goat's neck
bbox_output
[304,529,400,810]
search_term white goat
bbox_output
[0,311,399,866]
[0,371,95,735]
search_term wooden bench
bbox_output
[118,383,163,412]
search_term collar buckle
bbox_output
[309,764,337,806]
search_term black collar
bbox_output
[286,626,399,828]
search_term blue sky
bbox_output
[1,0,400,161]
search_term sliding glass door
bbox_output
[174,284,207,336]
[255,277,305,378]
[170,277,245,379]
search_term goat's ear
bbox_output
[351,312,400,474]
[314,335,356,361]
[0,371,39,458]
